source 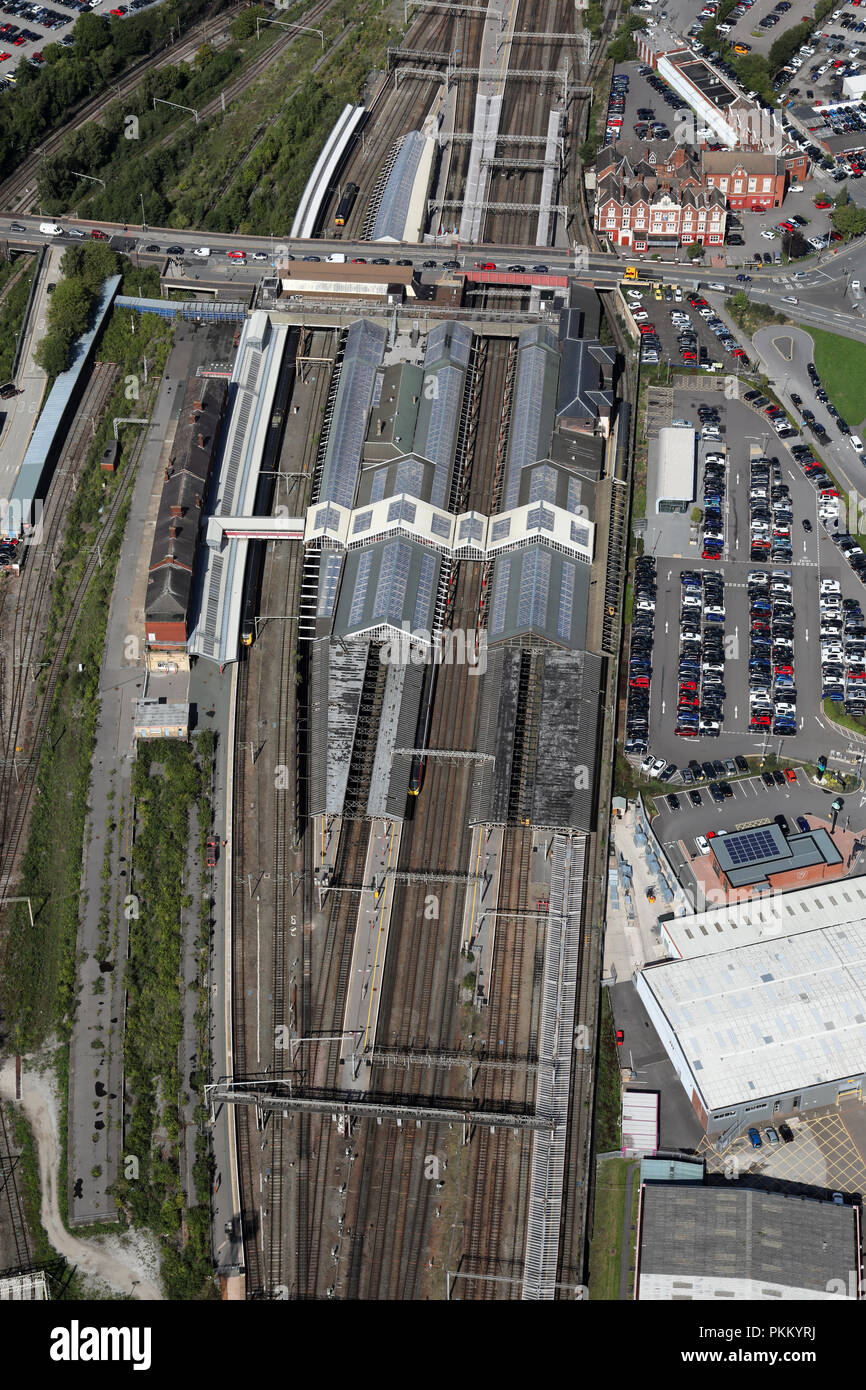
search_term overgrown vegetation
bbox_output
[0,301,171,1044]
[0,0,231,184]
[0,253,37,380]
[38,0,399,235]
[725,288,784,335]
[112,739,216,1299]
[34,241,121,377]
[588,1157,638,1300]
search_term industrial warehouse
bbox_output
[638,882,866,1136]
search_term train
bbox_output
[240,539,264,646]
[334,183,359,228]
[407,663,437,798]
[239,327,299,647]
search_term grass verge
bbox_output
[588,1157,638,1300]
[807,326,866,429]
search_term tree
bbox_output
[230,5,266,40]
[781,230,809,259]
[832,203,866,240]
[686,241,705,259]
[834,184,850,207]
[72,11,111,53]
[35,330,73,377]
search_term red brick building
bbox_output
[702,149,808,210]
[594,143,726,250]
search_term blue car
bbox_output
[796,816,810,833]
[748,1127,762,1149]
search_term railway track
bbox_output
[0,362,126,906]
[0,1101,31,1270]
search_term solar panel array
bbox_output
[721,828,782,866]
[349,551,373,627]
[321,319,386,509]
[517,549,552,630]
[570,519,591,548]
[489,555,512,637]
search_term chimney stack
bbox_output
[169,524,177,540]
[170,504,181,518]
[197,431,205,448]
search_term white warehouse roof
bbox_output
[637,920,866,1113]
[652,426,696,511]
[660,879,866,960]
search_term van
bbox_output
[39,222,62,236]
[624,266,639,281]
[851,435,864,453]
[326,252,347,263]
[192,247,211,258]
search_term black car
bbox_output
[772,769,785,787]
[144,243,161,252]
[422,259,437,268]
[688,789,702,807]
[708,782,725,803]
[774,813,790,835]
[734,755,749,774]
[778,1122,794,1143]
[166,244,185,255]
[760,771,774,788]
[666,793,681,811]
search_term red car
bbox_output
[227,249,245,260]
[783,768,797,782]
[90,228,107,240]
[615,1029,624,1046]
[630,675,649,688]
[731,347,746,358]
[352,257,367,263]
[639,324,656,334]
[702,549,721,560]
[206,837,218,868]
[0,51,9,59]
[682,351,697,361]
[814,197,831,209]
[475,261,496,269]
[109,5,127,13]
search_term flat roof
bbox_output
[638,1186,859,1300]
[652,426,696,508]
[639,920,866,1111]
[660,879,866,960]
[711,824,843,888]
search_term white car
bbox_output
[781,296,798,304]
[674,286,683,301]
[760,228,777,239]
[633,310,649,321]
[640,754,655,776]
[651,756,667,777]
[192,247,211,258]
[820,577,841,593]
[695,835,710,856]
[850,435,864,453]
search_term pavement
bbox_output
[0,244,58,502]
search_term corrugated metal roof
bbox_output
[8,274,121,524]
[640,920,866,1111]
[372,130,428,241]
[502,326,559,510]
[319,319,387,509]
[652,426,696,509]
[638,1186,856,1300]
[487,544,590,650]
